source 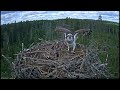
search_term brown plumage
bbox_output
[55,26,72,33]
[55,27,91,52]
[74,29,90,35]
[55,27,91,35]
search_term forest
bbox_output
[1,17,119,78]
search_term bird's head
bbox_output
[66,33,74,43]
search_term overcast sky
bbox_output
[1,11,119,25]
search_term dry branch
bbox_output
[12,40,110,79]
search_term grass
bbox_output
[1,57,12,78]
[1,44,21,78]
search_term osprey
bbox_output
[55,26,91,52]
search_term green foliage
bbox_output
[1,18,119,78]
[1,57,12,78]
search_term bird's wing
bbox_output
[55,26,72,33]
[74,29,90,35]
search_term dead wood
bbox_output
[11,40,111,79]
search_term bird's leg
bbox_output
[72,43,76,52]
[71,43,76,54]
[71,33,78,53]
[67,43,70,51]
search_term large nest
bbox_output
[13,40,110,79]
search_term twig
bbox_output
[91,64,108,79]
[45,69,57,78]
[29,42,35,48]
[105,54,108,63]
[13,40,110,79]
[22,43,24,51]
[22,56,60,66]
[2,54,13,67]
[25,51,51,54]
[2,54,16,78]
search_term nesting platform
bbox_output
[13,40,110,79]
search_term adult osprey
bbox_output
[55,26,91,52]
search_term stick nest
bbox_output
[13,40,110,79]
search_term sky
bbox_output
[1,11,119,25]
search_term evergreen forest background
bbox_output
[1,18,119,78]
